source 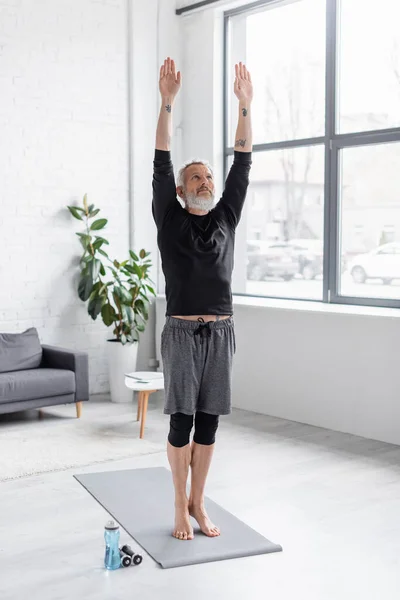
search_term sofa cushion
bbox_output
[0,328,43,374]
[0,368,75,403]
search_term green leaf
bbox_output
[95,283,107,298]
[121,305,135,325]
[101,303,116,327]
[123,264,135,275]
[120,334,127,345]
[89,208,100,219]
[90,259,101,281]
[135,299,147,315]
[92,238,105,251]
[129,250,139,262]
[78,276,94,302]
[94,236,109,246]
[76,233,91,251]
[88,203,95,213]
[137,323,145,332]
[115,285,133,304]
[146,285,156,296]
[80,254,92,265]
[113,259,120,269]
[100,264,106,276]
[67,206,84,220]
[120,305,128,322]
[132,263,142,278]
[88,295,104,320]
[98,249,109,258]
[139,249,146,259]
[130,284,139,296]
[92,237,109,251]
[88,281,102,298]
[90,218,108,231]
[126,306,135,324]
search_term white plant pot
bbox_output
[106,339,139,403]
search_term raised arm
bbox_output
[152,58,182,229]
[217,63,253,229]
[155,57,181,151]
[233,62,253,153]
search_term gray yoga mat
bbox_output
[74,467,282,569]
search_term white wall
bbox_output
[0,0,131,393]
[231,300,400,446]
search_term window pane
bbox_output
[338,0,400,133]
[339,142,400,299]
[230,147,325,300]
[226,0,326,147]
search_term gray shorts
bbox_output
[161,316,236,416]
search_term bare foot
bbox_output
[173,504,194,540]
[189,503,220,537]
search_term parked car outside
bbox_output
[246,241,299,281]
[347,242,400,284]
[287,238,323,280]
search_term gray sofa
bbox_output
[0,327,89,417]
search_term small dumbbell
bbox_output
[121,544,143,566]
[119,549,131,568]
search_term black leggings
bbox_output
[168,411,220,448]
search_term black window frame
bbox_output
[223,0,400,309]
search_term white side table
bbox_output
[124,371,164,439]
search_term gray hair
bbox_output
[177,158,214,189]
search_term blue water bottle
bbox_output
[104,520,120,570]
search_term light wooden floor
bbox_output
[1,398,400,600]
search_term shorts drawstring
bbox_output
[193,317,212,345]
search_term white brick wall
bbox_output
[0,0,129,394]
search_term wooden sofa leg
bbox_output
[76,401,82,418]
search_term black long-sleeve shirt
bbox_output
[152,149,252,316]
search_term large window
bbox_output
[225,0,400,308]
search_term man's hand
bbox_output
[159,57,181,102]
[234,62,253,104]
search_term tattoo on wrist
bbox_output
[235,138,246,148]
[242,108,248,117]
[165,104,172,113]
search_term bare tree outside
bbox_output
[263,55,324,240]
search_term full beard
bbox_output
[185,190,215,212]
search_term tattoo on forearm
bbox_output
[242,108,248,117]
[165,104,171,113]
[235,138,247,148]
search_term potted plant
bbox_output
[67,194,156,403]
